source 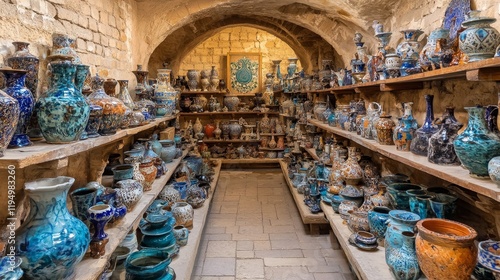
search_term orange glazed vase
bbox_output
[415,218,477,280]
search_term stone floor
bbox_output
[192,169,356,280]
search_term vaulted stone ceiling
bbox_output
[134,0,402,70]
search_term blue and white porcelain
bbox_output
[88,204,115,241]
[385,210,420,251]
[454,106,500,178]
[478,240,500,274]
[367,206,391,241]
[70,186,98,226]
[396,29,424,60]
[15,176,90,279]
[0,69,34,147]
[459,10,500,62]
[173,181,188,200]
[155,69,177,117]
[0,89,19,157]
[125,248,174,280]
[37,56,90,143]
[0,256,23,280]
[386,231,421,280]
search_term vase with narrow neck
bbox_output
[0,69,34,147]
[7,41,39,97]
[209,66,219,91]
[155,69,177,117]
[117,80,135,110]
[133,65,156,120]
[454,106,500,178]
[396,29,424,60]
[37,56,90,143]
[272,60,283,91]
[428,107,463,165]
[341,147,363,182]
[15,176,90,279]
[287,58,298,78]
[386,231,421,280]
[410,95,438,156]
[402,102,418,135]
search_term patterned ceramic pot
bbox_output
[88,204,114,258]
[428,107,463,165]
[173,182,188,200]
[139,159,157,191]
[410,95,438,156]
[416,218,477,280]
[223,96,240,111]
[396,29,424,60]
[385,210,420,251]
[386,231,421,280]
[459,10,500,62]
[368,206,391,241]
[186,70,198,91]
[125,249,173,280]
[171,202,194,229]
[111,164,134,183]
[454,106,500,178]
[15,176,90,279]
[395,118,414,151]
[347,210,370,233]
[37,57,89,143]
[173,225,189,246]
[228,119,242,140]
[340,147,363,181]
[7,41,39,100]
[478,240,500,274]
[387,183,423,210]
[69,186,98,227]
[376,113,395,145]
[0,88,19,156]
[51,33,81,64]
[114,179,143,210]
[82,104,103,139]
[338,200,360,221]
[159,185,181,206]
[159,140,176,163]
[385,53,402,70]
[88,75,126,135]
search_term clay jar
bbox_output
[204,123,215,139]
[139,159,157,191]
[375,112,396,145]
[415,218,478,280]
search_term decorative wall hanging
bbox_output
[227,52,262,94]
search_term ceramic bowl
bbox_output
[355,231,377,245]
[478,240,500,273]
[331,195,344,213]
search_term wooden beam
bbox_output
[354,85,380,95]
[466,67,500,81]
[380,82,423,92]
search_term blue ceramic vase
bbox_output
[386,231,421,280]
[37,56,90,143]
[0,89,19,157]
[395,118,414,151]
[410,95,438,156]
[454,106,500,178]
[367,206,391,242]
[88,204,115,258]
[159,139,176,163]
[15,176,90,279]
[459,10,500,62]
[428,107,463,165]
[70,186,98,227]
[0,69,34,147]
[0,256,23,280]
[385,210,420,252]
[125,249,174,280]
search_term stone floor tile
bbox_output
[232,233,269,241]
[269,233,298,241]
[206,241,237,258]
[254,249,303,258]
[236,250,255,259]
[205,233,233,241]
[253,241,271,250]
[301,249,324,259]
[209,218,237,227]
[313,272,346,280]
[235,219,265,226]
[320,248,347,258]
[307,264,341,273]
[205,227,226,234]
[263,257,324,267]
[263,225,295,233]
[236,259,265,279]
[264,267,314,280]
[270,240,301,250]
[239,225,263,234]
[209,213,237,219]
[224,195,241,201]
[201,257,236,276]
[237,240,254,251]
[225,226,240,234]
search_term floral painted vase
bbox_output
[37,56,90,143]
[396,29,424,60]
[0,89,19,156]
[88,74,126,135]
[376,113,395,145]
[428,107,463,165]
[410,95,438,156]
[15,176,90,279]
[386,231,421,280]
[0,69,34,148]
[139,159,157,191]
[171,201,194,229]
[459,10,500,62]
[88,204,114,258]
[341,147,363,181]
[454,106,500,178]
[416,218,477,280]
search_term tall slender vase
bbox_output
[386,231,421,280]
[7,42,39,97]
[272,60,283,91]
[0,89,19,157]
[132,65,156,120]
[155,69,177,117]
[0,69,34,147]
[454,106,500,178]
[410,95,438,156]
[117,80,135,110]
[428,107,463,165]
[37,56,90,143]
[15,176,90,279]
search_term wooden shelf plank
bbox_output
[220,158,281,164]
[180,111,279,116]
[308,119,500,202]
[202,139,261,143]
[73,147,192,280]
[181,90,225,95]
[304,147,320,161]
[279,160,328,224]
[258,147,285,151]
[170,160,222,280]
[0,115,177,169]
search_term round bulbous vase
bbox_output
[428,107,463,165]
[159,185,181,205]
[459,10,500,62]
[340,147,363,181]
[139,159,157,191]
[125,248,173,280]
[454,106,500,178]
[187,69,198,91]
[376,113,396,145]
[386,231,421,280]
[223,96,240,111]
[415,218,478,280]
[368,206,391,242]
[385,210,420,251]
[204,123,215,139]
[396,29,424,61]
[171,201,194,230]
[0,89,20,157]
[410,95,438,156]
[159,139,176,163]
[173,225,189,246]
[37,57,90,143]
[228,119,242,140]
[15,176,90,280]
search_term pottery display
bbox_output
[15,176,90,279]
[88,204,115,258]
[459,10,500,62]
[428,107,463,165]
[37,56,90,143]
[416,218,477,280]
[171,201,194,229]
[410,95,438,156]
[386,231,421,280]
[0,88,19,156]
[454,106,500,178]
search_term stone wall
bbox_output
[175,26,301,91]
[0,0,137,96]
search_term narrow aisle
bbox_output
[192,169,356,280]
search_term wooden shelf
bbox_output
[303,147,321,161]
[181,90,225,95]
[279,160,328,225]
[260,133,286,136]
[0,115,177,169]
[180,111,279,116]
[73,147,192,280]
[170,160,222,279]
[308,118,500,202]
[279,114,296,118]
[329,57,500,94]
[220,158,281,164]
[202,139,261,143]
[258,147,285,151]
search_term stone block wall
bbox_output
[177,26,301,91]
[0,0,137,96]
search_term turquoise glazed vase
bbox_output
[125,248,174,280]
[386,231,421,280]
[15,176,90,279]
[385,210,420,252]
[454,106,500,178]
[37,56,90,143]
[0,89,20,157]
[0,69,34,147]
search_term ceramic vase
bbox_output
[385,210,420,251]
[125,249,173,280]
[132,65,156,120]
[171,201,194,229]
[396,29,424,60]
[0,89,19,157]
[139,159,157,191]
[159,140,176,163]
[340,147,363,181]
[459,10,500,62]
[209,66,219,91]
[173,181,188,200]
[395,119,414,151]
[114,179,143,210]
[173,225,189,246]
[37,56,90,143]
[410,95,438,156]
[51,33,81,63]
[204,123,215,139]
[367,206,391,243]
[454,106,500,178]
[489,156,500,186]
[159,185,181,205]
[117,80,135,110]
[187,69,198,91]
[229,119,242,140]
[69,186,98,227]
[0,69,34,148]
[386,231,421,280]
[287,58,298,77]
[419,28,453,69]
[88,204,114,258]
[223,96,240,111]
[428,107,463,165]
[376,113,395,145]
[313,101,327,122]
[214,121,222,139]
[155,69,177,117]
[478,240,500,278]
[415,218,478,280]
[15,176,90,279]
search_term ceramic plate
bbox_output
[321,195,332,205]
